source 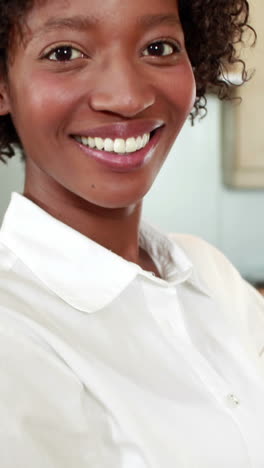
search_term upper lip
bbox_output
[70,119,164,140]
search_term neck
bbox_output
[24,182,143,266]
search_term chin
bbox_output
[83,187,150,210]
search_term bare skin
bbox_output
[24,164,156,272]
[0,0,195,274]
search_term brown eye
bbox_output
[143,41,179,57]
[46,46,84,62]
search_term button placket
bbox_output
[226,393,240,408]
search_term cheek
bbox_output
[162,63,196,122]
[9,73,78,140]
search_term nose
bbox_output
[89,58,155,117]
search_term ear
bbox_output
[0,79,11,116]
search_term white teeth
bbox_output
[125,137,137,153]
[104,138,114,152]
[81,136,88,146]
[143,133,150,146]
[94,137,104,150]
[114,138,126,154]
[88,137,95,148]
[75,133,151,154]
[136,136,143,150]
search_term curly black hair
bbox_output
[0,0,256,161]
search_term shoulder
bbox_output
[169,233,264,359]
[168,232,264,318]
[168,233,242,291]
[169,233,232,269]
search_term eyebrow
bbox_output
[34,13,181,36]
[38,15,100,33]
[138,14,181,29]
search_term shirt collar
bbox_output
[139,221,210,296]
[0,192,209,313]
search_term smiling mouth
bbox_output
[72,130,157,155]
[71,125,163,171]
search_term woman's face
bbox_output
[3,0,195,209]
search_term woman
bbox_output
[0,0,263,466]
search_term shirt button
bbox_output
[226,393,240,408]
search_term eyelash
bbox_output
[142,39,181,58]
[43,45,85,62]
[42,39,181,63]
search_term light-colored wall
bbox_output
[0,152,24,221]
[1,95,264,280]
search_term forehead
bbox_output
[24,0,180,33]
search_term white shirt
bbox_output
[0,192,264,468]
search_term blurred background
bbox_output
[1,94,264,285]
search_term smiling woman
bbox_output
[0,1,264,468]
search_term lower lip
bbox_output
[71,127,163,172]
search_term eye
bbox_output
[142,40,180,57]
[45,45,85,62]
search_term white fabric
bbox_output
[0,192,264,468]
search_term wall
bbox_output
[0,152,24,221]
[1,95,264,280]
